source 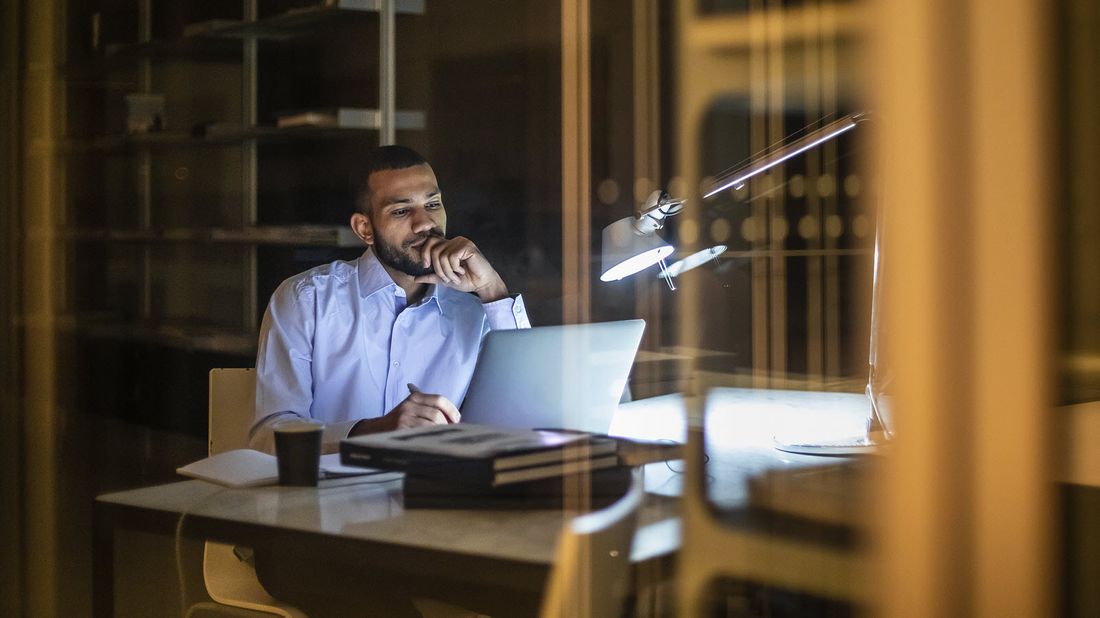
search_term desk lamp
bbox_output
[599,112,888,455]
[600,189,684,290]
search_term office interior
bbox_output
[1,0,1098,616]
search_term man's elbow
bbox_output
[248,420,277,454]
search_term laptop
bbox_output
[459,319,645,434]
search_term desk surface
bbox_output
[96,387,870,610]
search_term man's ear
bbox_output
[350,212,373,245]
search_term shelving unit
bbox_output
[41,225,360,246]
[72,111,425,153]
[54,0,427,432]
[66,316,258,356]
[64,0,424,357]
[184,0,424,40]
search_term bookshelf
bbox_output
[62,0,426,429]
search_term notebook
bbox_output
[459,319,645,434]
[177,449,383,488]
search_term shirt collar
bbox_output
[356,249,446,314]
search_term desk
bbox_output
[94,388,870,616]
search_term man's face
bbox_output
[356,164,448,277]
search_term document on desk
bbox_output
[176,449,383,488]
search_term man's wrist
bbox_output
[349,415,392,436]
[474,278,509,303]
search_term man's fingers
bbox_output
[396,413,438,429]
[436,397,461,424]
[416,237,483,285]
[447,252,467,276]
[431,244,457,283]
[406,392,461,424]
[419,236,444,268]
[395,403,446,427]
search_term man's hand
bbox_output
[413,235,509,302]
[349,391,461,435]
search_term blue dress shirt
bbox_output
[250,249,531,452]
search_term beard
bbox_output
[373,228,445,277]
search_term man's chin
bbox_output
[382,254,434,278]
[392,252,434,278]
[372,243,436,278]
[399,264,435,278]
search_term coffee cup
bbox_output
[273,419,324,487]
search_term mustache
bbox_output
[403,228,446,248]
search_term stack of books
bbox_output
[342,424,631,509]
[340,423,620,487]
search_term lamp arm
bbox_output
[703,112,870,199]
[632,190,685,235]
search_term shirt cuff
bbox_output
[248,410,300,454]
[483,293,531,329]
[323,419,362,452]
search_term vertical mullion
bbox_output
[873,0,977,614]
[821,1,841,380]
[968,0,1053,614]
[379,0,395,146]
[803,5,824,385]
[767,0,787,383]
[22,2,62,612]
[243,0,258,333]
[749,0,769,386]
[633,0,660,344]
[561,0,591,325]
[139,0,152,320]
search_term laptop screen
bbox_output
[459,319,645,433]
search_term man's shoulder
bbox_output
[277,258,358,299]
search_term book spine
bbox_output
[336,108,380,128]
[340,444,494,483]
[491,455,620,486]
[492,439,617,471]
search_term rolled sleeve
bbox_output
[250,280,316,453]
[483,293,531,330]
[321,419,362,452]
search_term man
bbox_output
[250,145,530,453]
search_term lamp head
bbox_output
[599,190,685,282]
[599,217,674,281]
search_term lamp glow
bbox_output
[601,246,674,281]
[658,245,727,278]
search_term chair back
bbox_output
[539,468,645,618]
[208,368,256,455]
[199,368,307,616]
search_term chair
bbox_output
[185,368,306,618]
[539,468,645,618]
[207,368,258,457]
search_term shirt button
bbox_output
[392,361,400,367]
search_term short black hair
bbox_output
[355,145,430,214]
